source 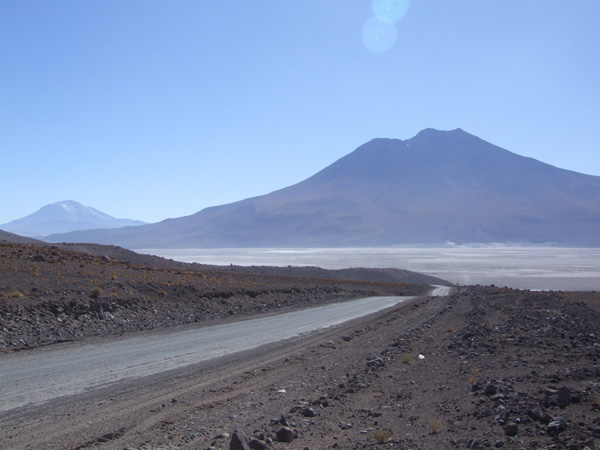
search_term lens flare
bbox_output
[372,0,410,23]
[362,17,397,53]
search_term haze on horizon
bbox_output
[1,1,599,225]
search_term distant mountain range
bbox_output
[37,129,600,247]
[0,200,146,238]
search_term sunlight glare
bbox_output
[372,0,410,24]
[362,17,397,53]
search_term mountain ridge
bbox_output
[44,129,600,248]
[0,200,147,237]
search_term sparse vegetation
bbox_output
[90,286,103,299]
[0,290,23,301]
[373,429,392,443]
[468,367,481,385]
[428,418,442,433]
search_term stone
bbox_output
[557,386,571,408]
[276,426,296,443]
[301,407,316,417]
[248,439,267,450]
[230,429,250,450]
[366,357,385,368]
[468,439,480,449]
[526,409,542,422]
[504,422,518,437]
[484,384,498,396]
[215,432,230,439]
[547,417,567,435]
[252,431,265,440]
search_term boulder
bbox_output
[276,426,296,442]
[230,429,250,450]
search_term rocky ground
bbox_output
[82,286,596,450]
[0,241,439,353]
[1,239,600,450]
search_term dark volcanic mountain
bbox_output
[0,200,146,237]
[47,129,600,248]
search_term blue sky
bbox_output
[1,1,599,225]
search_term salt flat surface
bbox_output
[140,247,600,291]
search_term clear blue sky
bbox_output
[1,1,599,224]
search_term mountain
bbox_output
[45,129,600,247]
[0,200,147,237]
[0,229,45,245]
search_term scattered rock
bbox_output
[504,422,518,437]
[275,426,296,443]
[301,407,316,417]
[3,270,600,450]
[484,383,498,396]
[248,439,267,450]
[230,428,250,450]
[557,386,571,408]
[338,422,353,430]
[547,417,567,435]
[366,357,385,368]
[468,438,480,449]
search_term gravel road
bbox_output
[4,286,598,450]
[1,290,446,413]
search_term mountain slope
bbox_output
[0,230,45,245]
[0,200,146,237]
[46,129,600,247]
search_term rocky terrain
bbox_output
[72,286,597,450]
[1,237,599,450]
[0,240,440,353]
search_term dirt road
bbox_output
[2,286,599,450]
[1,295,421,413]
[1,291,441,449]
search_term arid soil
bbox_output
[1,240,600,450]
[0,242,440,353]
